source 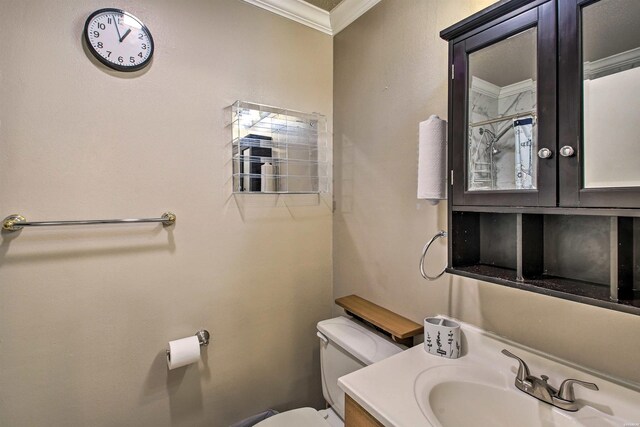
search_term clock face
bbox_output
[84,8,154,72]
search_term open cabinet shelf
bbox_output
[449,211,640,315]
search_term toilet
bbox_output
[255,316,405,427]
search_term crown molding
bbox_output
[330,0,381,34]
[471,77,536,99]
[471,76,500,98]
[240,0,380,35]
[241,0,332,34]
[499,78,535,98]
[584,47,640,80]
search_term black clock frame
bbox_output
[83,8,154,72]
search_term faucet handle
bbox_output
[557,379,599,401]
[501,349,531,383]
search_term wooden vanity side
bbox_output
[345,395,384,427]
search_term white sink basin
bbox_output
[339,317,640,427]
[415,365,624,427]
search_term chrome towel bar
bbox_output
[420,230,448,281]
[468,110,537,127]
[2,212,176,232]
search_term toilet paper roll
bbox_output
[167,335,201,370]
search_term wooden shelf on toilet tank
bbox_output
[335,295,423,346]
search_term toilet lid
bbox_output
[317,317,404,365]
[253,408,329,427]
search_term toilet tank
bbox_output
[316,317,405,420]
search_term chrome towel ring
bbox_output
[420,230,448,281]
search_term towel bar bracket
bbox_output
[161,212,177,226]
[2,214,26,231]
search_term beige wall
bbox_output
[333,0,640,384]
[0,1,332,426]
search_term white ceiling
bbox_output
[470,27,537,87]
[583,0,640,62]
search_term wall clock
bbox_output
[84,8,154,72]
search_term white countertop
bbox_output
[338,317,640,427]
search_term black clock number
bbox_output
[130,56,135,63]
[106,51,112,58]
[118,56,123,63]
[93,31,99,38]
[141,43,147,50]
[138,52,143,58]
[138,33,144,40]
[97,42,103,48]
[98,23,106,30]
[107,17,112,24]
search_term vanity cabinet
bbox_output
[345,395,383,427]
[441,0,640,315]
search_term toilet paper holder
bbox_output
[165,329,210,357]
[195,329,210,346]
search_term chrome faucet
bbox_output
[501,349,599,412]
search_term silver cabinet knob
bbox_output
[560,146,575,157]
[537,148,553,159]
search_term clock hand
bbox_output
[112,14,122,42]
[119,28,132,43]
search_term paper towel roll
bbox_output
[417,115,447,205]
[167,335,201,370]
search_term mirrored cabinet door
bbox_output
[467,27,538,193]
[451,1,557,207]
[559,0,640,208]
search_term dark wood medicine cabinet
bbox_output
[441,0,640,315]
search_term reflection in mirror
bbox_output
[467,27,537,192]
[583,0,640,188]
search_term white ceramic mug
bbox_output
[423,317,461,359]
